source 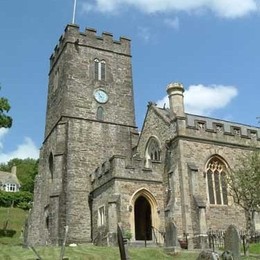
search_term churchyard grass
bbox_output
[0,244,260,259]
[0,207,259,259]
[0,207,28,245]
[249,243,260,255]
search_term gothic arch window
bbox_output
[97,106,104,121]
[206,156,228,205]
[94,59,106,81]
[49,152,54,181]
[144,136,161,168]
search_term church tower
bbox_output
[27,24,137,245]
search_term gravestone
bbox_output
[117,224,130,260]
[196,250,220,260]
[224,225,240,260]
[165,221,178,248]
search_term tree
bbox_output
[0,158,38,193]
[227,150,260,233]
[0,87,12,128]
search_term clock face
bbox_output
[94,89,108,104]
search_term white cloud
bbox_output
[82,0,258,18]
[156,84,238,116]
[164,17,180,30]
[137,26,151,42]
[0,128,9,150]
[0,133,39,163]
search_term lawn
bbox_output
[1,244,260,260]
[0,244,199,260]
[0,207,259,259]
[0,207,28,245]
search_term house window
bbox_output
[97,106,104,121]
[5,183,17,192]
[94,59,106,81]
[206,157,228,205]
[98,206,105,226]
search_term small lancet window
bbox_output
[49,152,54,181]
[97,106,104,121]
[98,206,105,226]
[206,157,228,205]
[100,60,106,81]
[94,59,106,81]
[53,67,60,91]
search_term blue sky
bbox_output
[0,0,259,163]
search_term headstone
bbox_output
[224,225,240,260]
[117,224,130,260]
[196,250,220,260]
[165,221,178,248]
[59,225,69,260]
[222,250,234,260]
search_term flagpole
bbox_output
[72,0,77,24]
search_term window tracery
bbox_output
[206,157,228,205]
[145,137,161,168]
[148,138,161,161]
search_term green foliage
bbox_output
[0,191,32,210]
[0,158,38,193]
[123,229,132,240]
[0,86,12,128]
[227,150,260,231]
[249,243,260,255]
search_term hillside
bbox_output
[0,207,28,245]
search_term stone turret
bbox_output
[166,82,185,117]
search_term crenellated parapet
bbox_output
[186,114,260,142]
[49,24,131,71]
[90,155,162,191]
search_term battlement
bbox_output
[49,24,131,70]
[186,114,260,141]
[90,155,162,191]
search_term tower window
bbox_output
[98,206,105,226]
[206,157,228,205]
[97,106,104,121]
[53,67,59,91]
[49,152,54,181]
[94,59,106,81]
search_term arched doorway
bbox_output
[134,196,152,240]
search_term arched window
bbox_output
[97,106,104,121]
[144,136,161,168]
[206,157,228,205]
[147,137,161,161]
[94,59,106,81]
[49,152,54,181]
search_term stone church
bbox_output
[26,24,260,248]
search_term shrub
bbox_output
[0,191,32,208]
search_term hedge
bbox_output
[0,191,33,210]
